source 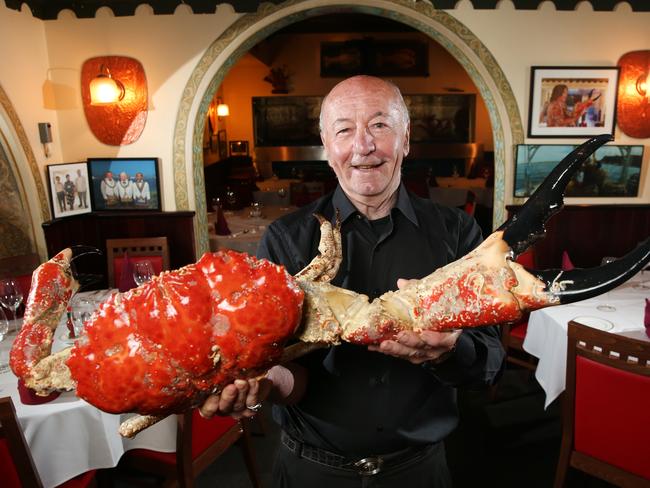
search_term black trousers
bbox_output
[271,439,452,488]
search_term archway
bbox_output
[173,0,524,255]
[0,84,49,260]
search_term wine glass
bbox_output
[70,297,94,338]
[0,307,8,342]
[0,279,24,327]
[596,257,617,312]
[133,261,155,286]
[277,187,289,210]
[225,188,238,210]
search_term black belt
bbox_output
[280,431,431,476]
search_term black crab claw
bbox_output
[499,134,613,256]
[69,245,103,289]
[535,239,650,304]
[498,134,650,304]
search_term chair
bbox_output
[0,396,97,488]
[553,321,650,487]
[122,410,261,488]
[106,237,170,288]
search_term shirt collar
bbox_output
[331,183,419,227]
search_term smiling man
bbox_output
[200,76,505,488]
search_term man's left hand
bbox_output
[368,329,461,365]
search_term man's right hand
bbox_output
[199,377,273,420]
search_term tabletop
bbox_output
[523,272,649,409]
[208,204,296,255]
[0,290,177,487]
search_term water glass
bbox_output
[249,202,263,218]
[71,297,94,338]
[596,256,617,312]
[0,278,24,327]
[133,260,155,286]
[277,188,289,210]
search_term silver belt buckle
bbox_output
[354,456,384,475]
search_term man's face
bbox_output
[320,77,409,203]
[136,173,143,182]
[120,173,127,182]
[106,172,113,180]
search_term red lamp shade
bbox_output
[616,50,650,138]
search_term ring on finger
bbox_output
[246,402,263,413]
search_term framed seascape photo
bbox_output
[47,162,92,219]
[528,66,620,138]
[87,157,161,211]
[514,144,644,198]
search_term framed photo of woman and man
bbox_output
[47,162,92,219]
[528,66,620,138]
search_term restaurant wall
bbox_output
[0,1,649,259]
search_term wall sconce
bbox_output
[617,50,650,138]
[81,56,148,145]
[89,64,125,105]
[216,98,230,118]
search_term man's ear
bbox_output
[320,130,329,161]
[402,123,410,158]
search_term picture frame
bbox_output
[87,157,161,211]
[229,140,249,156]
[514,144,644,198]
[217,130,228,160]
[320,39,428,78]
[47,162,92,219]
[527,66,620,138]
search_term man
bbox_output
[201,76,505,487]
[54,175,66,212]
[116,171,133,205]
[63,174,76,211]
[132,172,151,207]
[75,169,88,208]
[100,171,118,207]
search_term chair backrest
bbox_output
[106,237,170,288]
[564,321,650,484]
[0,396,44,487]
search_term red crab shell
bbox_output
[66,251,303,415]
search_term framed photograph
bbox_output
[229,140,249,156]
[527,66,620,138]
[87,157,161,211]
[47,162,92,219]
[514,144,644,198]
[217,130,228,160]
[321,39,428,78]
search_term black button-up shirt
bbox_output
[257,184,505,457]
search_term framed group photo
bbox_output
[87,157,161,211]
[528,66,620,138]
[47,162,92,219]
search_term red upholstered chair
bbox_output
[554,321,650,487]
[105,237,170,288]
[122,410,261,488]
[0,396,97,488]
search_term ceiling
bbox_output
[4,0,649,20]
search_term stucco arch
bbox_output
[173,0,524,256]
[0,83,49,259]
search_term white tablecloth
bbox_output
[0,290,176,487]
[523,273,649,409]
[208,205,296,255]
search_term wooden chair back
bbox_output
[0,396,44,487]
[123,410,261,488]
[105,237,170,287]
[554,321,650,487]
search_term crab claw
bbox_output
[499,134,613,256]
[500,134,650,307]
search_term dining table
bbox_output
[523,271,650,409]
[0,289,177,487]
[208,204,297,256]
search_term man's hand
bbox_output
[199,377,272,420]
[368,329,461,364]
[366,277,462,364]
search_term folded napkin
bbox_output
[18,378,60,405]
[562,250,575,271]
[118,251,137,292]
[215,205,232,236]
[643,298,650,337]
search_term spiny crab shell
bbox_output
[21,251,303,415]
